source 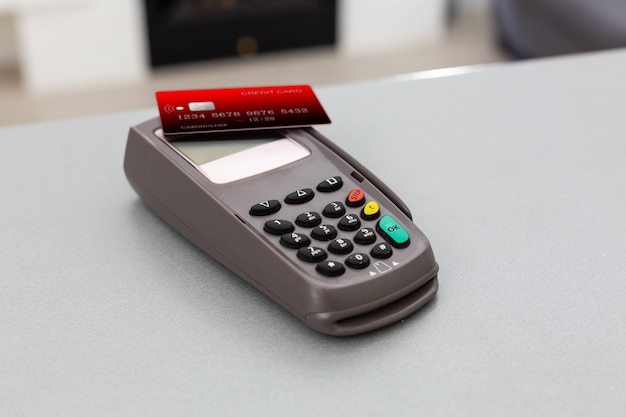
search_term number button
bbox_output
[361,201,380,220]
[280,232,311,249]
[285,188,314,204]
[346,187,365,207]
[371,242,393,259]
[322,201,346,218]
[297,246,327,263]
[346,253,370,269]
[354,228,377,245]
[316,260,346,277]
[328,238,354,255]
[263,219,295,235]
[337,214,361,231]
[249,199,281,216]
[316,176,343,192]
[311,225,338,241]
[295,212,322,228]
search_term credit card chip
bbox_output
[189,101,216,111]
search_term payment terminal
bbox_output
[124,88,438,336]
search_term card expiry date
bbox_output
[156,85,331,134]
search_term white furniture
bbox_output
[2,49,626,416]
[2,0,146,92]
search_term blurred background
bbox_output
[0,0,624,127]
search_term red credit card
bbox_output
[156,85,331,134]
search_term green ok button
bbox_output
[377,215,410,248]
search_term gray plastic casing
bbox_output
[123,117,438,335]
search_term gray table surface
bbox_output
[2,49,626,416]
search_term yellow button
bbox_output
[361,201,380,220]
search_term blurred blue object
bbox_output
[494,0,626,58]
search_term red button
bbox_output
[346,187,365,207]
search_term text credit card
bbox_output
[156,85,331,134]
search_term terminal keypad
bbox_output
[250,175,411,277]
